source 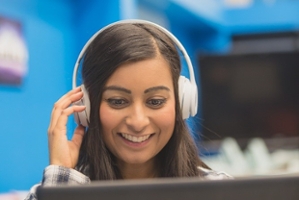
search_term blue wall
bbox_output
[224,1,299,34]
[0,0,122,193]
[0,0,76,192]
[1,0,299,193]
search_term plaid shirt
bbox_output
[25,165,232,200]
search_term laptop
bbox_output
[37,174,299,200]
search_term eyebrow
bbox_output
[103,86,131,94]
[103,85,170,94]
[144,86,170,93]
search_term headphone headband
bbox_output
[72,19,196,89]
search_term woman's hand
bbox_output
[47,87,86,169]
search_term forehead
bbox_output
[105,56,174,89]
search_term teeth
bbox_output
[121,133,151,143]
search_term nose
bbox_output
[125,103,150,133]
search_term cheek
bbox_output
[99,104,117,134]
[156,101,176,134]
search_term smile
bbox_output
[120,133,152,143]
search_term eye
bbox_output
[105,98,129,109]
[146,98,167,108]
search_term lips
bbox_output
[119,133,152,143]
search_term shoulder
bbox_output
[24,184,40,200]
[197,166,233,180]
[43,165,91,186]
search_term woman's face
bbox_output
[100,55,175,169]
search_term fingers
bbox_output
[53,105,86,135]
[48,87,84,133]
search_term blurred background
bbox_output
[0,0,299,198]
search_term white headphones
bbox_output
[72,19,198,127]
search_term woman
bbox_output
[26,20,230,200]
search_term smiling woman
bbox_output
[25,19,231,200]
[100,56,175,179]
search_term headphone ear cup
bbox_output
[179,76,191,119]
[179,76,198,119]
[73,84,90,127]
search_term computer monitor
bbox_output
[198,51,299,142]
[37,174,299,200]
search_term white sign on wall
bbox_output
[0,16,28,85]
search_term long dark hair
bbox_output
[77,22,208,180]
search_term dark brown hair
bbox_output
[77,22,208,180]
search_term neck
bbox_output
[117,159,158,179]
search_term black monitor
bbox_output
[198,51,299,142]
[36,175,299,200]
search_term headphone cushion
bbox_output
[73,85,90,127]
[179,76,191,119]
